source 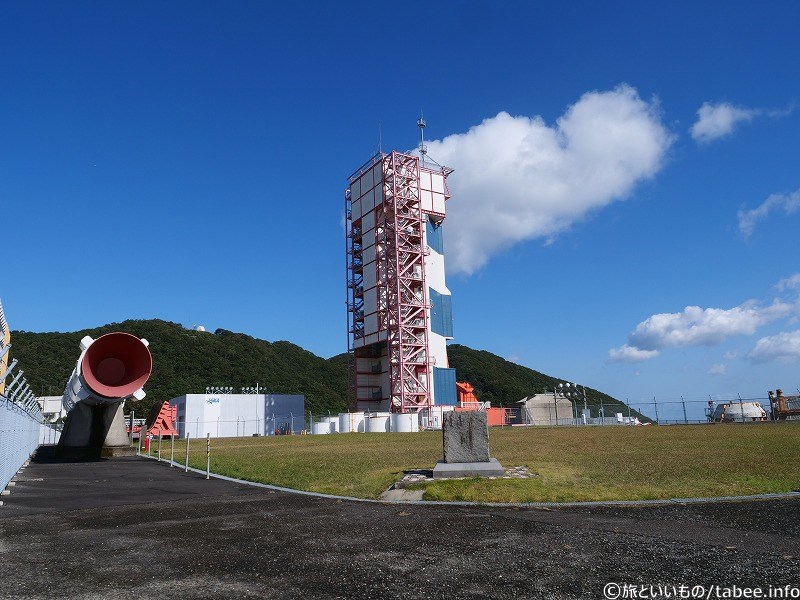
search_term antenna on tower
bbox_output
[417,111,427,164]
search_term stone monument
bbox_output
[432,411,505,479]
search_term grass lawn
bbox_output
[148,423,800,503]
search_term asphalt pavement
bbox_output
[1,447,798,599]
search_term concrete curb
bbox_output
[137,452,800,509]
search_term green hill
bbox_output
[10,319,347,416]
[447,344,629,413]
[9,319,632,418]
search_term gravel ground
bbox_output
[1,448,798,599]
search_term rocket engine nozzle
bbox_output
[59,331,152,451]
[81,332,152,399]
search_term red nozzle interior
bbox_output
[81,332,152,398]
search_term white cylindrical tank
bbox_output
[339,412,365,433]
[311,421,330,435]
[390,412,419,433]
[322,416,339,433]
[366,412,391,432]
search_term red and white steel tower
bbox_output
[346,144,455,415]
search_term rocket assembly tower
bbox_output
[345,142,456,416]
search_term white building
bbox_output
[346,150,457,414]
[37,395,68,422]
[170,393,305,438]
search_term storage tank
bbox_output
[365,412,391,432]
[311,421,331,435]
[339,412,365,433]
[390,412,419,433]
[322,415,339,433]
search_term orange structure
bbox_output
[456,382,479,406]
[454,381,510,426]
[146,401,179,438]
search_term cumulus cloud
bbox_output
[609,298,795,363]
[608,344,660,363]
[708,363,727,376]
[738,188,800,237]
[425,84,673,275]
[749,330,800,363]
[690,102,758,143]
[628,302,792,350]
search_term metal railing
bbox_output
[1,298,47,491]
[1,396,43,490]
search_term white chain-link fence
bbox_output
[0,396,42,489]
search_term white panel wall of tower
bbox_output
[420,167,455,407]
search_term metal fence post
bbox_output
[170,434,175,467]
[654,396,659,425]
[681,396,688,424]
[205,433,210,480]
[157,429,162,462]
[185,432,190,473]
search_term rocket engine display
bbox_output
[59,332,152,455]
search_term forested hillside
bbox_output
[10,319,630,417]
[10,320,347,416]
[447,344,625,410]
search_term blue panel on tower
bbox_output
[426,217,444,255]
[433,367,457,406]
[430,289,454,338]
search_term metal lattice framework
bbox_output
[345,186,363,410]
[346,152,434,413]
[381,152,431,412]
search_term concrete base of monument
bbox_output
[100,446,137,458]
[432,458,505,480]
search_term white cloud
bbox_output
[425,84,673,275]
[608,344,660,363]
[738,188,800,237]
[690,102,758,143]
[708,363,727,376]
[723,350,739,360]
[610,297,796,362]
[749,330,800,363]
[776,274,800,292]
[627,302,792,351]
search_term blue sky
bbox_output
[2,1,799,419]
